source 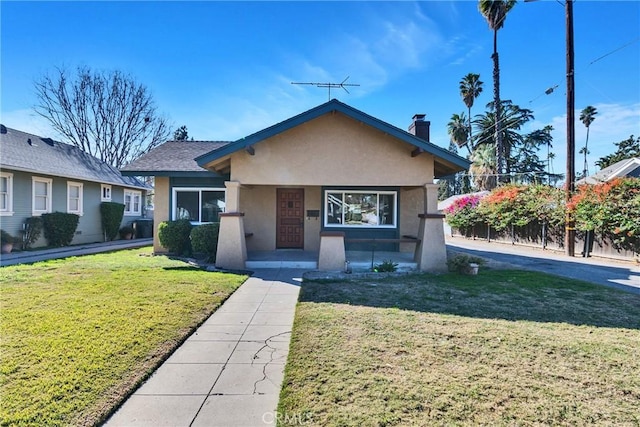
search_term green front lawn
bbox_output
[278,270,640,426]
[0,248,247,426]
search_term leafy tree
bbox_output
[512,125,553,184]
[474,100,534,178]
[595,135,640,169]
[34,66,171,168]
[459,73,484,149]
[579,105,598,177]
[173,125,190,141]
[478,0,516,182]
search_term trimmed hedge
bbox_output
[42,212,79,247]
[158,219,193,255]
[100,202,125,241]
[190,223,220,261]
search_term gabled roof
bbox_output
[195,99,471,177]
[0,125,148,189]
[120,140,230,177]
[576,157,640,185]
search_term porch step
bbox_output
[348,261,418,272]
[245,260,318,269]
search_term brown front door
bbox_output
[276,188,304,249]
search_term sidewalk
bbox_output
[0,238,153,267]
[103,268,303,427]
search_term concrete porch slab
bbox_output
[245,250,417,271]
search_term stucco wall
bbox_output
[153,177,170,253]
[228,112,435,186]
[399,187,424,252]
[240,185,321,252]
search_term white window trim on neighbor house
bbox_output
[32,176,53,216]
[172,187,226,224]
[0,172,14,216]
[101,184,112,201]
[324,190,397,228]
[124,189,142,216]
[67,181,84,216]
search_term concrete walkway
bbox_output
[104,269,304,427]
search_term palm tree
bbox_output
[470,144,497,190]
[459,73,483,150]
[473,101,533,177]
[579,105,597,177]
[447,113,470,155]
[478,0,516,182]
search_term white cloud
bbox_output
[541,102,640,176]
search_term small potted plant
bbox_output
[447,254,486,275]
[1,229,16,254]
[118,225,135,240]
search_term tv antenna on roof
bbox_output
[291,76,360,101]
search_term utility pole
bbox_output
[565,0,576,257]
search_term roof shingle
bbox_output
[120,140,230,175]
[0,126,147,189]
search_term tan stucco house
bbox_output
[121,100,470,272]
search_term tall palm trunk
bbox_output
[492,30,504,183]
[583,125,590,177]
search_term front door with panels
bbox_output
[276,188,304,249]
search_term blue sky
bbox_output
[2,1,639,176]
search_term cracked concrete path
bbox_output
[104,269,304,427]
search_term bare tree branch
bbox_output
[34,66,171,168]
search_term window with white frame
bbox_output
[325,190,397,227]
[172,188,226,223]
[124,189,142,216]
[32,177,53,215]
[101,184,112,201]
[67,182,83,215]
[0,172,13,215]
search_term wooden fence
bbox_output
[449,222,638,262]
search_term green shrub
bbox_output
[23,217,43,249]
[1,229,15,245]
[42,212,79,247]
[447,254,486,274]
[158,219,193,255]
[100,202,125,241]
[373,259,398,272]
[190,223,220,262]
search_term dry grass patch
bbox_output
[278,270,640,426]
[0,248,246,426]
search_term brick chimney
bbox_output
[408,114,430,141]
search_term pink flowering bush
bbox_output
[444,194,485,235]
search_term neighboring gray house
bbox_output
[0,125,150,248]
[576,157,640,186]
